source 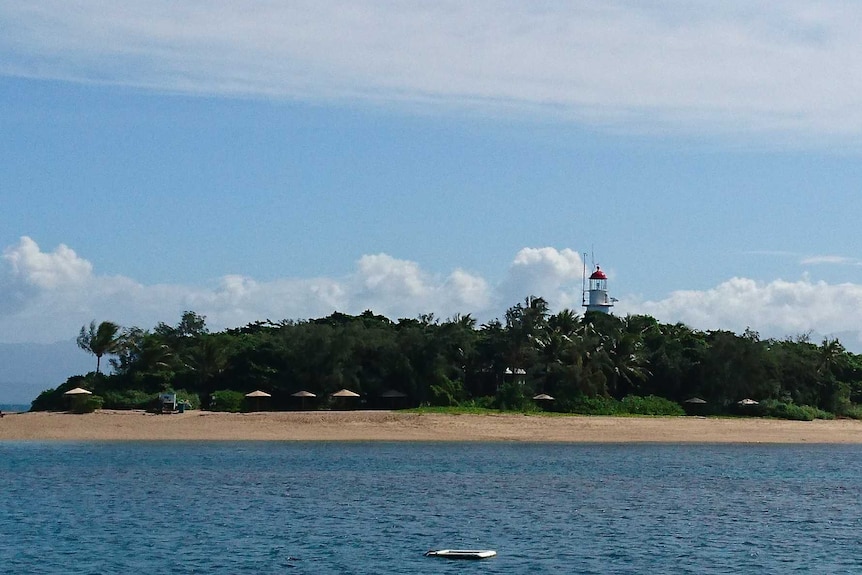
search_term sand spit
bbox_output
[3,410,862,443]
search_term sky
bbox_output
[3,1,862,358]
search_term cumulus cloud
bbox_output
[3,237,862,351]
[630,277,862,348]
[3,236,92,289]
[4,2,862,140]
[0,237,494,343]
[500,247,586,310]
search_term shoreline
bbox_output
[3,410,862,443]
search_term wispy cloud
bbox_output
[4,237,862,350]
[800,255,862,266]
[747,251,862,267]
[3,2,862,141]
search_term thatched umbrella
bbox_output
[331,388,360,410]
[245,390,271,412]
[63,387,93,412]
[683,397,708,416]
[380,389,407,409]
[736,398,760,415]
[291,390,316,410]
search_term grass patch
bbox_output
[405,406,508,415]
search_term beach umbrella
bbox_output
[380,389,408,409]
[737,398,759,406]
[331,388,360,411]
[683,397,707,416]
[244,390,271,412]
[63,387,93,413]
[532,393,555,401]
[291,390,317,410]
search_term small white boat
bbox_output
[425,549,497,560]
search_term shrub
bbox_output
[761,400,834,421]
[565,396,621,415]
[101,389,156,410]
[844,404,862,420]
[429,376,465,407]
[30,387,60,412]
[210,390,245,412]
[494,380,532,411]
[762,400,811,421]
[31,373,114,412]
[71,395,103,414]
[459,396,496,410]
[555,395,685,416]
[620,395,685,416]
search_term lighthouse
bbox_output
[583,265,614,314]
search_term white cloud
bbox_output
[800,254,862,266]
[501,247,585,310]
[629,276,862,349]
[351,253,491,319]
[4,2,862,141]
[3,238,862,352]
[0,238,493,342]
[3,236,92,289]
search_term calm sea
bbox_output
[0,404,30,413]
[2,442,861,574]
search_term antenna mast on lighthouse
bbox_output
[581,253,587,307]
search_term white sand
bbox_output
[2,409,862,442]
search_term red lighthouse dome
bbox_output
[589,266,607,280]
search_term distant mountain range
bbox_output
[0,340,93,404]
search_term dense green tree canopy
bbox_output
[39,303,862,419]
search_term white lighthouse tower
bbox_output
[583,264,614,314]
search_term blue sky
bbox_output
[3,1,862,354]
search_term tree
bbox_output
[155,310,209,340]
[77,320,121,374]
[185,335,230,389]
[818,337,852,413]
[605,316,651,398]
[503,296,549,378]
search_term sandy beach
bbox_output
[3,409,862,442]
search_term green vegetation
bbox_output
[76,320,121,374]
[210,390,245,413]
[30,301,862,420]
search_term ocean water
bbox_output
[0,403,30,413]
[2,442,862,574]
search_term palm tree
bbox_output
[186,335,230,389]
[504,296,549,376]
[77,320,121,374]
[818,337,847,377]
[817,337,850,413]
[605,321,651,398]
